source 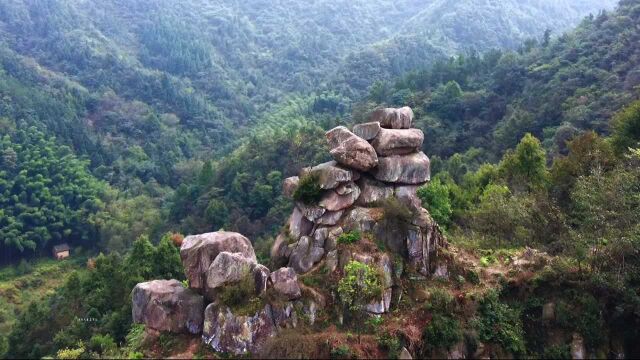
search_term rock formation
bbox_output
[274,106,445,281]
[131,106,447,356]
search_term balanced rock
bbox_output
[269,267,302,300]
[370,107,413,129]
[353,121,381,140]
[372,152,431,184]
[180,232,256,290]
[301,161,358,190]
[319,182,361,211]
[205,252,256,299]
[326,126,378,172]
[282,176,299,199]
[371,128,424,156]
[132,279,204,334]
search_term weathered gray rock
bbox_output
[312,227,329,248]
[356,176,394,206]
[326,126,378,172]
[282,176,299,199]
[205,252,255,299]
[203,303,282,355]
[316,210,344,226]
[320,182,361,211]
[326,250,339,272]
[288,236,324,273]
[325,227,343,252]
[395,185,422,212]
[180,232,256,290]
[372,152,431,184]
[132,279,204,334]
[371,128,424,156]
[399,347,413,360]
[252,264,271,296]
[288,206,313,239]
[353,121,381,140]
[342,207,377,233]
[296,202,326,222]
[269,267,302,300]
[369,107,413,129]
[301,161,358,190]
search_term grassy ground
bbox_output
[0,256,86,335]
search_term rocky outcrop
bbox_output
[269,267,302,300]
[180,232,256,290]
[273,106,447,315]
[282,176,299,198]
[132,280,204,334]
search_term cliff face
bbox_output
[130,106,449,356]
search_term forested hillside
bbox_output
[0,0,615,260]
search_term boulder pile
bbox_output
[273,106,446,281]
[132,231,316,355]
[131,106,447,356]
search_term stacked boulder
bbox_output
[132,231,317,355]
[273,107,446,302]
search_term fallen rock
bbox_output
[301,161,358,190]
[269,267,302,300]
[180,232,256,290]
[326,126,378,172]
[356,176,394,207]
[353,121,381,140]
[205,252,256,299]
[372,152,431,184]
[282,176,299,199]
[132,279,204,334]
[288,206,313,239]
[320,182,361,211]
[371,128,424,156]
[370,107,413,129]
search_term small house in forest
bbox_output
[52,243,71,260]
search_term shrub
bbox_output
[543,344,571,359]
[377,332,402,359]
[330,345,352,359]
[425,288,455,314]
[217,276,263,316]
[417,178,453,227]
[337,261,383,311]
[337,231,361,245]
[466,269,480,285]
[472,291,525,355]
[423,314,463,351]
[293,174,323,204]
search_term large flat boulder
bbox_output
[132,279,204,334]
[319,182,361,211]
[369,107,413,129]
[372,152,431,184]
[352,121,381,141]
[371,128,424,156]
[180,232,256,290]
[326,126,378,172]
[301,161,358,190]
[316,209,344,226]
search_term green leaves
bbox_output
[337,261,383,311]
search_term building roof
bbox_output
[53,243,70,253]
